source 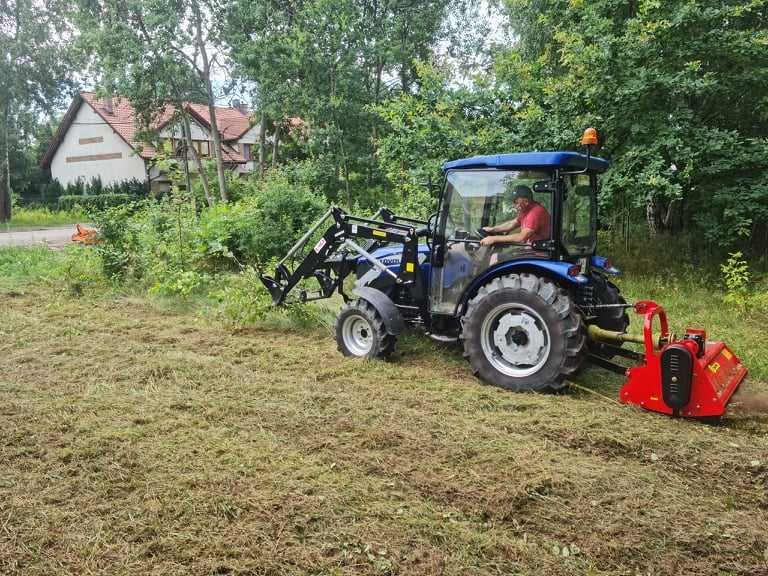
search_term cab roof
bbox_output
[442,151,609,173]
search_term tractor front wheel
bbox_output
[335,299,396,360]
[461,273,586,392]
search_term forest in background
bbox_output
[1,0,767,259]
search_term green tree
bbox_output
[0,0,77,222]
[496,0,768,253]
[375,62,514,216]
[76,0,232,203]
[225,0,463,209]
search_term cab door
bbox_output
[430,169,554,315]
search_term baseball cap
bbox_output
[510,185,533,200]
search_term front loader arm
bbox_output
[260,206,423,305]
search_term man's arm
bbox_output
[483,217,519,235]
[480,227,535,246]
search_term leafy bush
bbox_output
[248,169,327,261]
[58,194,134,211]
[721,252,750,307]
[195,169,327,269]
[210,267,274,327]
[41,180,65,207]
[88,203,143,279]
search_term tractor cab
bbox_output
[430,151,609,317]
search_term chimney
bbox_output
[232,98,248,116]
[103,96,114,115]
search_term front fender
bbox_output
[352,286,404,336]
[455,259,588,316]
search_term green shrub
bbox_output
[88,177,104,196]
[41,180,65,207]
[721,252,750,310]
[88,203,143,279]
[210,267,274,327]
[149,269,211,298]
[248,170,327,262]
[195,169,328,269]
[58,194,134,211]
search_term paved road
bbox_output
[0,225,78,249]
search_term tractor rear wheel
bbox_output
[335,299,396,360]
[461,273,586,392]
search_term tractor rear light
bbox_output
[568,264,581,277]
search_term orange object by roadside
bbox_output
[72,224,98,244]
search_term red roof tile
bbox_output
[43,92,250,167]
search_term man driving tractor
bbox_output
[480,184,551,246]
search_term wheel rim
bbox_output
[342,314,374,356]
[480,302,551,378]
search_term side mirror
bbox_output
[533,180,557,193]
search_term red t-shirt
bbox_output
[518,201,550,242]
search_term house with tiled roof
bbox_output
[42,92,260,191]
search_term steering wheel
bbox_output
[475,227,489,239]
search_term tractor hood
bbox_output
[357,244,431,267]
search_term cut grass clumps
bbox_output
[0,286,766,575]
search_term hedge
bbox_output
[58,194,134,211]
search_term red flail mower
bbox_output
[588,301,747,419]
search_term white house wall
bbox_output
[237,124,261,145]
[158,117,211,140]
[50,102,147,186]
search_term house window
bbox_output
[193,140,210,157]
[242,143,250,160]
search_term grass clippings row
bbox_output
[1,287,767,575]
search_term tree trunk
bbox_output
[191,0,227,202]
[181,110,213,206]
[0,100,12,223]
[204,82,228,203]
[272,122,280,168]
[258,113,267,176]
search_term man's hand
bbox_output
[480,235,497,246]
[482,226,494,233]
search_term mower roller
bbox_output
[261,128,748,419]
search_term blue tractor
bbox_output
[261,130,629,392]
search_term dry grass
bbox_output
[1,283,767,576]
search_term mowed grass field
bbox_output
[1,250,767,575]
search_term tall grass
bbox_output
[0,207,88,229]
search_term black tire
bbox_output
[589,279,630,358]
[335,299,396,360]
[460,273,586,392]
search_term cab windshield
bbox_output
[431,169,553,315]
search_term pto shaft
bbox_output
[587,325,664,348]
